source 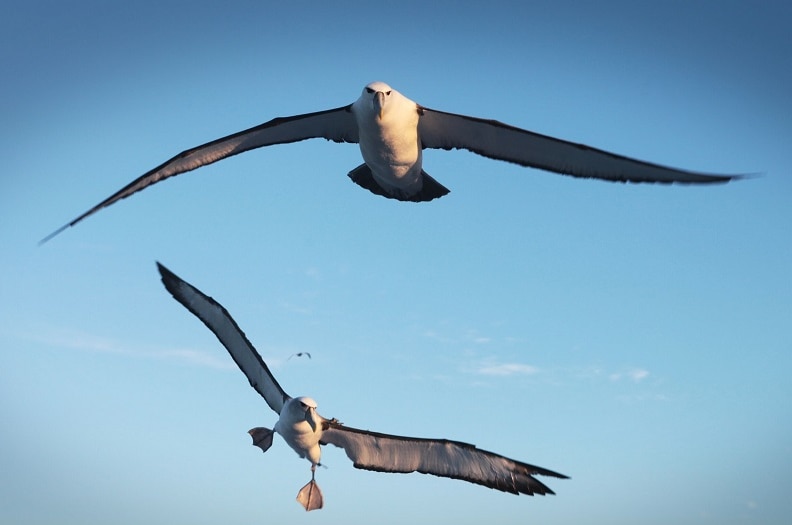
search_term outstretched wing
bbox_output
[320,420,568,496]
[157,262,290,414]
[418,107,741,184]
[42,105,358,243]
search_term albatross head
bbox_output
[294,396,320,432]
[361,81,393,119]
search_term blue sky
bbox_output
[2,1,791,524]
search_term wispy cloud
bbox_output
[422,329,494,345]
[304,267,321,280]
[422,330,457,344]
[157,348,234,369]
[279,301,313,315]
[609,367,650,383]
[476,362,539,376]
[29,330,130,355]
[21,328,234,369]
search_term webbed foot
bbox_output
[296,479,323,511]
[248,427,274,453]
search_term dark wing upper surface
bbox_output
[320,420,568,496]
[418,106,740,185]
[42,105,357,243]
[157,262,290,414]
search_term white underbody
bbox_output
[352,84,424,197]
[274,397,323,467]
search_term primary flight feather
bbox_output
[157,262,568,511]
[42,81,740,243]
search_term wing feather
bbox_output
[42,105,357,243]
[320,421,568,496]
[157,262,290,414]
[418,107,740,184]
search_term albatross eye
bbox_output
[365,87,374,93]
[386,90,392,95]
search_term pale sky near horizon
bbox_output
[2,2,791,524]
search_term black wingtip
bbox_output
[38,200,108,246]
[732,171,763,182]
[38,223,70,246]
[156,261,180,293]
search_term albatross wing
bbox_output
[157,262,290,414]
[41,106,358,243]
[417,107,740,185]
[320,421,568,496]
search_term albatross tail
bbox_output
[347,164,450,202]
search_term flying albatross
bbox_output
[43,81,741,243]
[156,262,568,511]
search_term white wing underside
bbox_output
[418,107,736,184]
[321,422,568,496]
[157,262,290,414]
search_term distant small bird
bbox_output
[287,352,312,360]
[157,262,568,511]
[42,81,741,243]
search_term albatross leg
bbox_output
[296,465,324,511]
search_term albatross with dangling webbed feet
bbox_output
[41,81,745,243]
[156,262,569,511]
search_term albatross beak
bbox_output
[305,407,319,433]
[374,91,385,119]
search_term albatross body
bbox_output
[157,262,568,511]
[43,81,741,243]
[349,82,442,200]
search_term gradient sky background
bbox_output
[2,2,791,524]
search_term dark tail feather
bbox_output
[347,164,449,202]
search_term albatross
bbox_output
[156,262,568,511]
[43,81,740,243]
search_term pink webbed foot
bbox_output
[296,479,323,511]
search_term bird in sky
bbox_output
[157,262,568,511]
[42,81,741,243]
